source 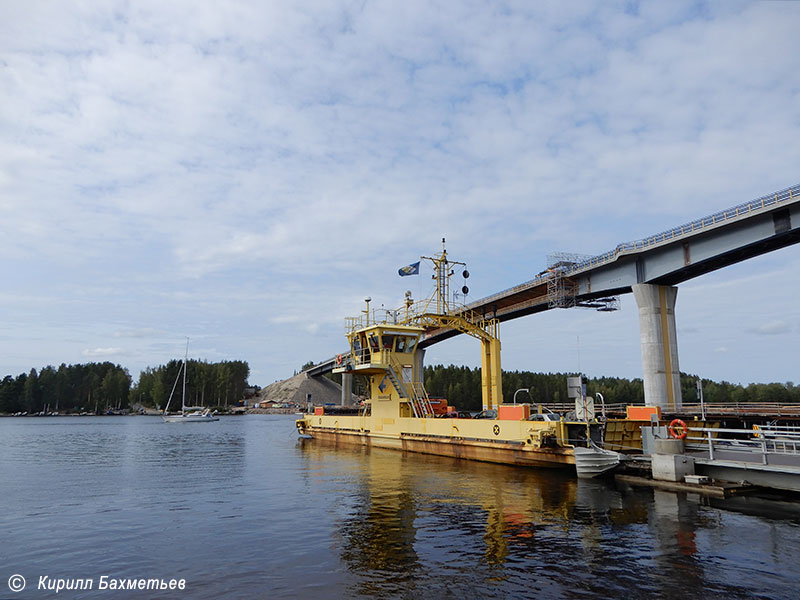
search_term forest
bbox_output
[0,359,251,414]
[132,359,250,409]
[422,364,800,412]
[4,358,796,415]
[0,362,131,414]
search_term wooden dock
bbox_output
[615,474,758,499]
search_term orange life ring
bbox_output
[668,418,688,440]
[336,354,343,365]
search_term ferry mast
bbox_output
[402,239,503,411]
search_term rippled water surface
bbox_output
[2,415,800,599]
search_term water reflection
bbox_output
[337,467,420,597]
[299,440,800,599]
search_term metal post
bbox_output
[697,380,705,421]
[707,430,714,461]
[596,392,606,420]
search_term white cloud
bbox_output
[753,321,791,336]
[114,328,167,338]
[82,347,126,357]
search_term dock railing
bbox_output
[684,426,800,464]
[599,402,800,418]
[677,402,800,417]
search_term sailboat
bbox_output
[162,339,219,423]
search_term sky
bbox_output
[1,0,799,389]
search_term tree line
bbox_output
[0,362,131,414]
[0,359,251,414]
[131,359,250,409]
[423,364,800,412]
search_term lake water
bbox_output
[1,415,799,599]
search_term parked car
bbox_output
[473,409,497,419]
[529,412,560,422]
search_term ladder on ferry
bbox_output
[385,366,435,418]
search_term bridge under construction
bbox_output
[307,183,800,413]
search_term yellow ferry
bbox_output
[296,241,619,477]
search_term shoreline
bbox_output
[0,408,294,417]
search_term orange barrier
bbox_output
[626,405,662,420]
[498,404,530,421]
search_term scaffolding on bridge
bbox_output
[546,252,620,311]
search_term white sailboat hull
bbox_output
[162,411,219,423]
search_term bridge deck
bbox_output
[422,183,800,346]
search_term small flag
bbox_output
[398,261,420,276]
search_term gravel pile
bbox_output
[258,372,357,406]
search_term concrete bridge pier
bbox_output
[414,348,426,385]
[341,372,352,406]
[632,284,682,411]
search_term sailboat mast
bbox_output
[182,338,189,414]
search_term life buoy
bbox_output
[668,418,688,440]
[336,354,343,365]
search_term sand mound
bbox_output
[259,372,357,406]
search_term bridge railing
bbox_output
[568,183,800,276]
[470,183,800,310]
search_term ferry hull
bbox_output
[297,416,577,469]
